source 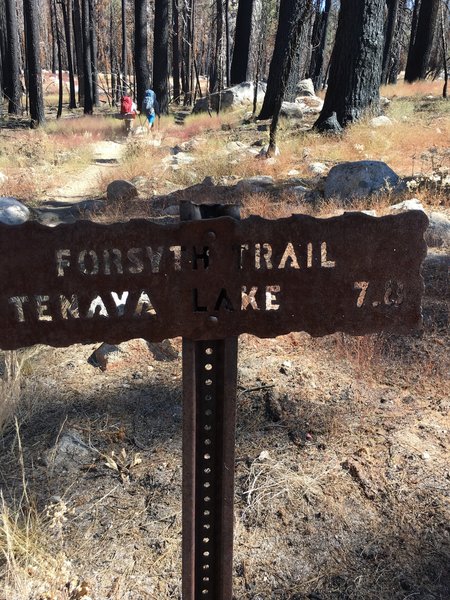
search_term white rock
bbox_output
[0,172,8,184]
[421,451,431,461]
[0,197,31,225]
[258,450,271,461]
[370,115,393,128]
[361,210,377,217]
[236,175,274,192]
[288,169,300,176]
[226,141,247,153]
[280,102,304,119]
[296,78,316,97]
[308,162,327,176]
[389,199,425,213]
[325,161,400,200]
[193,81,266,113]
[295,95,324,114]
[425,212,450,248]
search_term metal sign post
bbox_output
[0,208,428,599]
[181,202,240,600]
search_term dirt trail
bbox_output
[50,140,124,202]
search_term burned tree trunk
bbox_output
[308,0,332,91]
[381,0,400,85]
[153,0,169,114]
[259,0,312,120]
[121,0,128,94]
[81,0,94,113]
[405,0,440,82]
[5,0,22,114]
[230,0,254,84]
[135,0,149,109]
[61,0,77,109]
[73,0,85,104]
[314,0,385,130]
[23,0,45,126]
[172,0,181,103]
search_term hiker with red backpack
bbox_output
[120,94,137,134]
[142,89,160,132]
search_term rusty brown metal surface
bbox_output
[182,338,238,600]
[0,211,428,350]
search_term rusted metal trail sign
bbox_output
[0,209,428,599]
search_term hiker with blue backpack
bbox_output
[142,88,160,132]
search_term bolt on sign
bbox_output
[0,208,428,599]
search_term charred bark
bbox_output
[153,0,169,113]
[405,0,440,82]
[381,0,400,85]
[259,0,312,120]
[23,0,45,126]
[61,0,77,108]
[81,0,94,113]
[172,0,181,102]
[4,0,22,114]
[122,0,128,94]
[230,0,254,84]
[314,0,385,130]
[309,0,331,91]
[72,0,85,103]
[135,0,149,109]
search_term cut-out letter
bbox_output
[111,291,129,316]
[169,246,182,271]
[321,242,336,268]
[127,248,144,274]
[241,286,259,310]
[78,250,100,276]
[87,296,109,318]
[354,281,369,308]
[56,249,71,277]
[265,285,281,311]
[9,296,29,323]
[103,249,123,275]
[134,291,157,316]
[278,243,299,269]
[36,295,52,321]
[59,295,80,319]
[146,246,163,273]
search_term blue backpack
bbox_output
[143,89,156,115]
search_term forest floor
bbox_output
[0,84,449,600]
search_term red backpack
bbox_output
[120,96,133,114]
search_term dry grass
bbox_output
[380,79,447,98]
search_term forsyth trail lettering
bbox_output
[0,211,428,349]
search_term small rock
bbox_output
[88,343,123,371]
[380,96,391,108]
[288,169,300,176]
[421,451,431,461]
[258,450,271,461]
[236,175,274,192]
[425,212,450,248]
[308,162,327,176]
[280,102,304,120]
[0,197,31,225]
[370,115,393,127]
[226,141,247,153]
[0,172,8,184]
[106,180,138,203]
[43,430,93,473]
[296,78,316,97]
[389,198,425,213]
